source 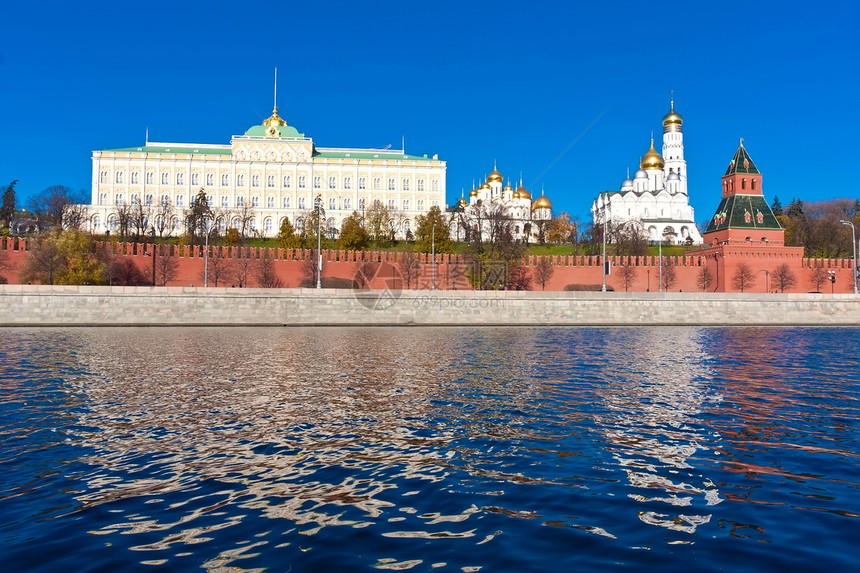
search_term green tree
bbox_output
[186,189,212,248]
[771,195,783,216]
[338,211,369,251]
[786,198,805,218]
[19,229,107,285]
[364,201,391,246]
[1,180,17,228]
[415,206,452,254]
[277,217,302,250]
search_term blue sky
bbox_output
[1,0,857,225]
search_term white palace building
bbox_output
[591,99,702,245]
[85,100,446,239]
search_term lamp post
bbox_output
[431,221,436,290]
[203,216,211,287]
[828,270,836,294]
[315,195,322,289]
[601,215,607,292]
[760,269,769,293]
[647,268,650,292]
[840,220,857,294]
[658,238,663,292]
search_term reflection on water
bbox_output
[1,327,859,572]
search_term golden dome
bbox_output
[532,193,551,210]
[662,99,683,128]
[504,182,513,192]
[480,181,491,190]
[515,184,531,200]
[487,167,503,183]
[264,106,287,127]
[458,197,468,207]
[469,187,478,197]
[640,138,664,170]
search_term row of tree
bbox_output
[772,196,860,259]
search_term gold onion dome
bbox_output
[458,196,468,207]
[265,106,287,127]
[504,182,513,191]
[469,187,478,197]
[487,166,503,183]
[532,192,551,210]
[662,100,683,127]
[516,184,531,200]
[640,139,665,170]
[480,181,491,190]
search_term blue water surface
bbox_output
[1,327,858,572]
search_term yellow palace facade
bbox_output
[86,105,447,239]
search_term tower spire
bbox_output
[274,67,278,112]
[670,89,674,111]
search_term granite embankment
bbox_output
[2,285,859,326]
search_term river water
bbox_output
[1,327,858,572]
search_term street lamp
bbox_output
[760,269,769,293]
[840,220,857,294]
[315,195,322,289]
[601,215,607,292]
[203,216,212,287]
[658,237,663,292]
[431,221,436,290]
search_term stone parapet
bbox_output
[1,285,859,327]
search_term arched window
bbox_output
[328,175,336,189]
[206,193,213,205]
[403,199,410,210]
[130,193,139,205]
[236,195,245,207]
[222,173,229,186]
[344,176,351,189]
[329,197,336,210]
[115,193,124,205]
[267,174,275,187]
[108,214,118,232]
[358,198,366,210]
[431,179,439,192]
[249,218,257,232]
[191,173,199,186]
[388,199,395,210]
[403,220,410,234]
[373,177,381,190]
[388,178,395,191]
[402,178,410,191]
[264,218,273,233]
[206,173,214,186]
[343,197,351,210]
[100,171,108,183]
[145,194,153,205]
[251,174,260,187]
[220,196,228,208]
[359,176,366,190]
[313,175,321,189]
[251,195,260,207]
[298,196,306,209]
[296,218,304,231]
[176,194,184,206]
[417,199,425,211]
[131,171,139,184]
[91,214,101,232]
[237,174,245,187]
[146,172,154,184]
[283,196,291,208]
[177,172,184,185]
[298,175,306,188]
[284,174,291,188]
[116,171,124,184]
[417,179,425,191]
[161,194,170,206]
[752,179,757,190]
[267,196,274,208]
[161,172,169,185]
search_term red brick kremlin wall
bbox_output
[1,237,856,294]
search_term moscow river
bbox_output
[1,326,858,572]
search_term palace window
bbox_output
[388,178,395,191]
[358,198,366,210]
[131,171,139,184]
[403,220,411,234]
[177,172,184,185]
[237,195,245,207]
[373,199,381,209]
[191,173,199,186]
[100,171,108,183]
[146,172,154,185]
[251,174,260,187]
[267,174,275,187]
[206,193,213,205]
[115,193,123,205]
[131,193,139,205]
[161,172,169,185]
[267,196,274,208]
[343,197,351,210]
[298,175,306,188]
[284,174,291,188]
[402,178,410,191]
[115,171,124,184]
[251,195,259,207]
[237,174,245,187]
[417,199,425,211]
[329,197,336,210]
[431,199,438,207]
[388,199,395,211]
[176,194,184,206]
[403,199,410,211]
[283,196,291,208]
[431,179,439,192]
[373,177,381,190]
[221,196,228,208]
[298,197,306,209]
[222,173,229,186]
[249,218,257,232]
[313,175,321,189]
[99,193,107,205]
[344,176,351,190]
[206,173,214,186]
[358,176,366,190]
[265,218,273,233]
[161,194,170,206]
[417,179,424,191]
[329,175,336,189]
[145,194,153,206]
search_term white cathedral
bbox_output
[591,100,702,245]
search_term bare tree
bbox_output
[533,257,555,290]
[617,263,637,291]
[354,259,377,289]
[696,266,714,292]
[661,259,678,291]
[204,246,229,287]
[130,201,151,242]
[254,250,283,288]
[772,263,796,293]
[114,203,134,239]
[808,266,827,292]
[399,249,422,289]
[29,185,87,230]
[153,200,176,239]
[230,247,254,287]
[155,244,179,286]
[732,262,756,293]
[235,204,256,239]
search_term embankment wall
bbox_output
[2,285,858,327]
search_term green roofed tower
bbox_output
[703,139,785,245]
